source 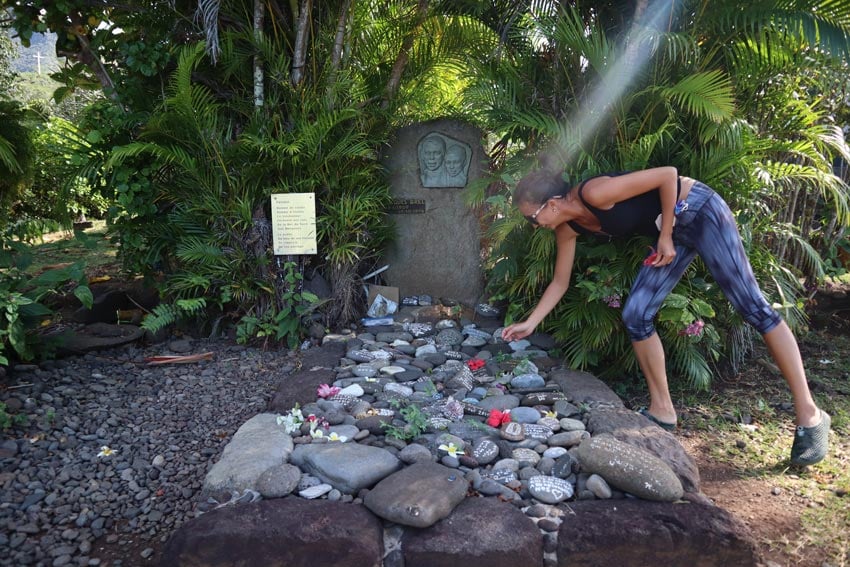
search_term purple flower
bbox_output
[603,293,621,308]
[680,320,705,337]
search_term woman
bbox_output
[501,167,830,465]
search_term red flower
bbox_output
[466,358,485,371]
[486,409,511,427]
[643,247,658,266]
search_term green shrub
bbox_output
[0,237,93,364]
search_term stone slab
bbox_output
[403,497,543,567]
[161,498,383,567]
[557,500,757,567]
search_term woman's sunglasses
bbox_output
[525,195,564,226]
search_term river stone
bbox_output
[522,423,554,441]
[483,468,518,485]
[290,443,401,494]
[202,413,294,494]
[461,335,487,347]
[548,430,589,447]
[363,462,469,528]
[299,483,333,499]
[528,475,574,504]
[445,366,475,391]
[559,417,586,431]
[500,422,525,441]
[327,424,359,441]
[353,364,379,378]
[162,499,383,567]
[574,436,683,502]
[549,368,625,407]
[338,383,365,397]
[521,391,568,406]
[399,443,434,465]
[586,406,701,494]
[510,407,541,424]
[510,373,545,389]
[385,383,414,397]
[447,421,489,440]
[553,400,582,417]
[415,344,438,358]
[472,438,500,465]
[511,448,541,467]
[255,464,302,498]
[402,498,543,567]
[543,447,568,459]
[395,368,425,383]
[478,396,520,412]
[552,453,575,478]
[347,349,376,363]
[376,332,414,343]
[586,474,612,499]
[436,328,464,347]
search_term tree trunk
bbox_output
[330,0,353,74]
[254,0,265,109]
[382,0,429,108]
[624,0,649,68]
[291,0,312,86]
[64,16,121,105]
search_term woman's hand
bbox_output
[650,234,676,267]
[501,320,537,342]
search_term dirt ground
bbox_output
[682,435,815,567]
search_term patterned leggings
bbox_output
[622,182,782,342]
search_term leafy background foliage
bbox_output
[0,1,849,389]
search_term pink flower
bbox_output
[486,409,511,428]
[603,293,621,308]
[317,384,341,398]
[679,320,705,337]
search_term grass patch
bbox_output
[24,220,120,278]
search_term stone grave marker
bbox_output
[382,119,485,306]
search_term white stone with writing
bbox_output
[528,476,574,504]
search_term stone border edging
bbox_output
[160,342,757,566]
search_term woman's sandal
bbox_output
[790,409,831,466]
[636,407,677,432]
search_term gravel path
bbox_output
[0,339,297,567]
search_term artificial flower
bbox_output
[643,247,658,266]
[277,406,305,434]
[466,358,486,371]
[438,442,459,457]
[317,384,341,398]
[97,446,114,458]
[486,409,511,428]
[679,320,705,337]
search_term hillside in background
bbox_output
[6,29,60,74]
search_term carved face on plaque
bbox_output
[417,133,471,188]
[445,145,467,177]
[421,136,446,172]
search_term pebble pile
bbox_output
[201,316,683,535]
[0,340,295,566]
